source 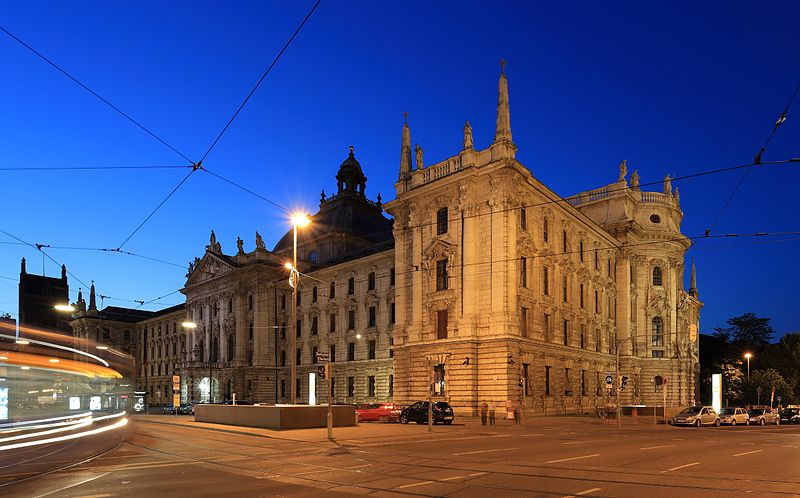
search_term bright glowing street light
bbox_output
[16,340,30,345]
[54,304,75,312]
[96,346,109,350]
[181,321,197,329]
[744,352,752,380]
[291,213,311,228]
[284,262,294,270]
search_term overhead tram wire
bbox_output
[196,0,322,164]
[0,24,195,166]
[199,166,291,214]
[0,228,91,290]
[0,165,192,172]
[707,83,800,234]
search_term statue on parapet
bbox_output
[415,143,424,170]
[236,236,244,254]
[206,230,221,253]
[463,121,473,149]
[255,231,265,250]
[618,159,627,183]
[630,170,640,190]
[663,174,673,195]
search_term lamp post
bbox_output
[288,212,310,404]
[744,353,752,381]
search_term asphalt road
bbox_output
[2,415,799,497]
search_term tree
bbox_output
[714,312,774,356]
[759,332,800,402]
[741,369,795,406]
[0,312,11,319]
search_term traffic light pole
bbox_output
[326,363,333,440]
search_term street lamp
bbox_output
[744,353,752,381]
[54,304,75,312]
[288,212,311,404]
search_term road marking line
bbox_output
[782,445,798,448]
[73,495,111,498]
[576,488,603,495]
[664,462,700,472]
[545,454,600,464]
[641,444,676,450]
[469,472,487,476]
[733,449,764,457]
[563,440,598,445]
[350,464,372,469]
[521,433,544,437]
[34,472,110,498]
[453,447,518,456]
[441,471,487,481]
[397,480,435,489]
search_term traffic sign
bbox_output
[316,352,330,363]
[605,374,614,389]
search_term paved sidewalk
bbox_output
[133,412,666,444]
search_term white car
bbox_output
[718,407,749,426]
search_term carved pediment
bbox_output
[186,253,234,286]
[423,238,456,264]
[646,294,669,312]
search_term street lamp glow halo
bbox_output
[96,346,109,350]
[54,304,75,312]
[284,262,294,270]
[181,321,197,329]
[291,213,311,227]
[744,353,752,359]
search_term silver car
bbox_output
[672,406,720,427]
[718,407,749,426]
[747,408,780,426]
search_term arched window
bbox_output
[652,266,663,286]
[227,335,235,362]
[651,316,664,346]
[211,337,219,362]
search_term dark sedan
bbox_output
[780,408,800,424]
[399,401,454,425]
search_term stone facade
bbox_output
[384,64,701,417]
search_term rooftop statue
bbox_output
[618,159,627,183]
[415,143,424,170]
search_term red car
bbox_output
[356,403,401,422]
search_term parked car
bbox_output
[161,405,177,414]
[780,408,800,425]
[718,407,749,426]
[672,406,720,427]
[356,403,401,422]
[177,402,194,415]
[399,401,454,425]
[747,407,780,426]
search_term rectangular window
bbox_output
[281,379,286,398]
[562,275,568,302]
[564,368,572,395]
[329,313,336,333]
[368,376,376,397]
[596,371,601,396]
[296,378,302,399]
[312,286,318,302]
[248,294,253,310]
[563,319,569,345]
[594,250,599,270]
[581,370,587,396]
[563,231,568,252]
[545,366,551,396]
[437,310,448,339]
[433,364,446,395]
[368,272,376,291]
[368,306,376,327]
[348,342,355,361]
[543,218,549,242]
[330,344,336,362]
[523,363,530,395]
[389,267,395,287]
[595,290,600,314]
[436,259,448,290]
[347,376,355,398]
[436,207,448,235]
[389,337,394,358]
[280,322,286,340]
[520,257,527,288]
[248,322,253,340]
[520,207,527,230]
[348,309,355,330]
[652,350,664,358]
[311,316,318,335]
[348,277,355,295]
[580,284,584,308]
[596,329,601,352]
[296,319,302,338]
[521,307,529,338]
[330,281,336,299]
[389,374,394,397]
[281,295,286,309]
[543,267,549,295]
[580,324,585,349]
[368,339,376,360]
[579,241,584,262]
[390,302,395,324]
[296,348,301,366]
[312,346,318,363]
[296,291,301,307]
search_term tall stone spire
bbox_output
[88,281,97,312]
[61,264,67,281]
[689,258,698,298]
[399,113,412,179]
[494,59,512,144]
[20,257,26,275]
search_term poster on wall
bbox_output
[711,373,722,414]
[89,396,101,411]
[0,387,8,421]
[69,396,80,410]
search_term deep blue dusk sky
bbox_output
[1,1,798,337]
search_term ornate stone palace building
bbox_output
[71,64,702,414]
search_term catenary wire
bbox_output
[0,165,192,171]
[707,84,800,233]
[197,0,322,164]
[0,24,195,165]
[200,166,291,214]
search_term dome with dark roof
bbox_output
[273,147,393,264]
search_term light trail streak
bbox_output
[0,417,128,452]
